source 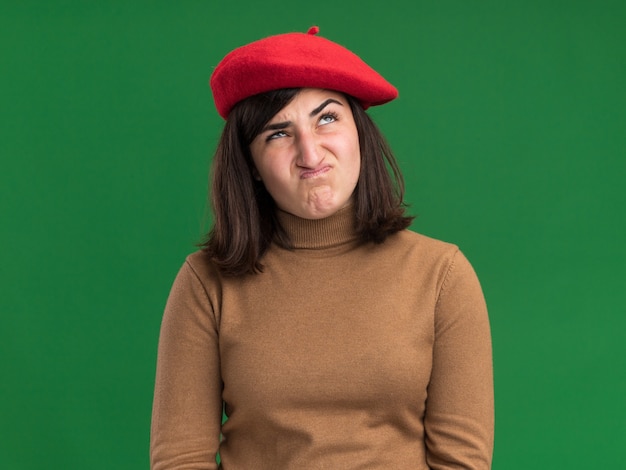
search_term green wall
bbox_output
[1,1,624,468]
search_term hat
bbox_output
[210,26,398,119]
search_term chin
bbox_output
[306,203,347,219]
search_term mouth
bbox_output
[300,166,331,180]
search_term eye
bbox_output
[319,112,338,125]
[266,130,288,141]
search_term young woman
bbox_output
[151,27,494,469]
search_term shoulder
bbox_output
[184,250,220,278]
[384,229,481,292]
[181,249,256,292]
[384,229,460,266]
[393,229,457,252]
[168,250,225,299]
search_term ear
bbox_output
[252,168,262,181]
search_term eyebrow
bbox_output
[261,98,344,132]
[310,98,343,117]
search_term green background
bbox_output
[1,1,624,468]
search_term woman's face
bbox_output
[250,88,361,220]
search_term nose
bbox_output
[295,130,323,168]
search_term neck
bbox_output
[276,205,358,249]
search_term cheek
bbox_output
[254,158,293,200]
[251,149,276,182]
[348,141,362,183]
[256,158,287,185]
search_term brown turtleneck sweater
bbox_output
[150,207,494,469]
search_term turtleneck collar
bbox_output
[276,205,359,250]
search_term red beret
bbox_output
[210,26,398,119]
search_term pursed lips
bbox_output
[300,165,331,180]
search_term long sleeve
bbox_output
[150,260,223,470]
[425,250,494,469]
[150,222,493,469]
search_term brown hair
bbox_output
[201,88,413,276]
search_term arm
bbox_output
[425,250,494,469]
[150,260,223,470]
